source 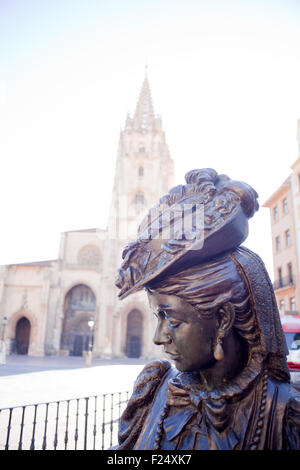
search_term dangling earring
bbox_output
[214,336,224,361]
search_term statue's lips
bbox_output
[165,350,182,361]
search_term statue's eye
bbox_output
[157,310,167,319]
[168,319,182,328]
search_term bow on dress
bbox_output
[162,361,263,450]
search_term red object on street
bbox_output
[281,314,300,332]
[287,362,300,370]
[280,314,300,371]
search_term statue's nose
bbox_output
[153,318,172,345]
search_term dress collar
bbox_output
[164,355,264,436]
[167,354,263,408]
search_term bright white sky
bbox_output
[1,0,300,280]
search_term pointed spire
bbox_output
[133,75,155,132]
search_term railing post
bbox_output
[18,406,26,450]
[93,396,97,450]
[83,397,89,450]
[101,394,106,450]
[5,408,13,450]
[42,403,49,450]
[64,401,70,450]
[53,402,60,450]
[30,405,38,450]
[110,393,114,448]
[74,399,80,450]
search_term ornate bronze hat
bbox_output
[115,168,259,300]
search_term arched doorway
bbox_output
[125,309,143,358]
[60,284,96,356]
[15,317,31,355]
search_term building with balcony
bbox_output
[263,119,300,315]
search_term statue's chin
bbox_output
[172,360,195,373]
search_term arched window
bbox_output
[290,297,296,311]
[131,193,146,215]
[285,229,291,247]
[15,317,31,355]
[134,193,145,206]
[61,284,96,356]
[65,285,96,315]
[125,309,143,358]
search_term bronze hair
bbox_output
[147,252,260,350]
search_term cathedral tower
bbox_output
[104,76,175,358]
[108,75,174,248]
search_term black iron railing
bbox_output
[0,390,130,450]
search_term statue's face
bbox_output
[148,291,218,372]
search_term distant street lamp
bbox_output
[85,319,94,367]
[88,319,94,335]
[2,316,8,339]
[0,316,8,365]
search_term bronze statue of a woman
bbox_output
[115,168,300,450]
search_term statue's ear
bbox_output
[216,302,235,338]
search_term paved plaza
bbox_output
[0,354,147,408]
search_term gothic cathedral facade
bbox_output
[0,77,175,359]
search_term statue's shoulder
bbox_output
[117,359,173,449]
[132,359,171,399]
[133,359,172,390]
[123,359,173,420]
